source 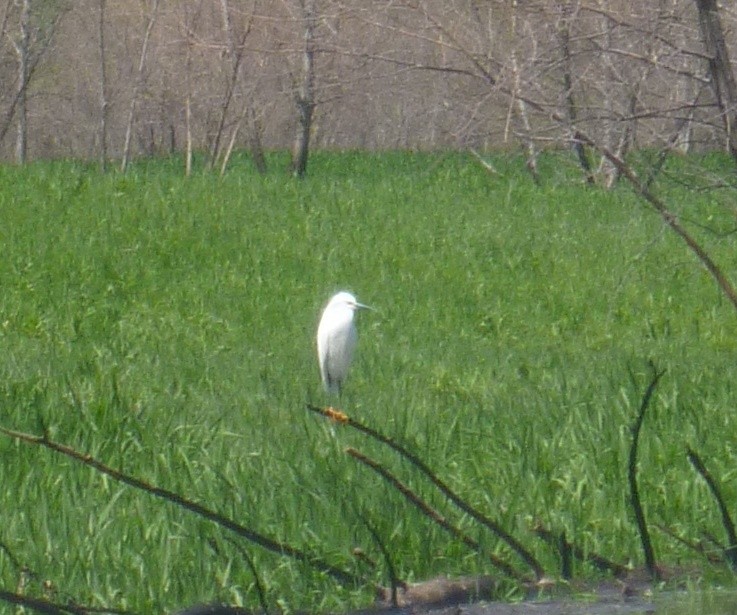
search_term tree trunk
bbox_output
[14,0,31,164]
[694,0,737,166]
[248,107,267,174]
[209,0,236,167]
[291,0,316,179]
[558,2,594,184]
[98,0,108,172]
[181,3,199,177]
[120,0,160,172]
[510,0,540,185]
[0,1,63,151]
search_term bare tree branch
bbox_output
[306,404,545,580]
[346,447,525,581]
[291,0,317,178]
[573,128,737,314]
[0,426,365,587]
[121,0,161,172]
[627,363,665,581]
[694,0,737,166]
[687,447,737,570]
[97,0,108,172]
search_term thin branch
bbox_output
[654,523,724,565]
[644,86,711,188]
[306,404,544,580]
[209,1,253,168]
[628,364,665,581]
[346,447,525,582]
[120,0,161,172]
[532,522,629,578]
[225,539,270,615]
[317,46,484,80]
[0,590,91,615]
[469,148,499,175]
[358,515,403,608]
[687,447,737,570]
[573,129,737,315]
[0,426,363,587]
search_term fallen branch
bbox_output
[359,515,403,607]
[346,447,524,582]
[0,589,91,614]
[628,364,665,580]
[469,149,499,175]
[306,404,544,580]
[573,130,737,316]
[532,523,629,578]
[686,447,737,570]
[0,426,363,587]
[221,539,269,615]
[655,524,724,565]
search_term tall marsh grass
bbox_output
[1,151,737,612]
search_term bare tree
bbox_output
[208,0,246,168]
[97,0,108,172]
[0,0,734,164]
[557,1,594,184]
[247,106,267,175]
[509,0,540,184]
[13,0,30,163]
[120,0,160,172]
[2,0,66,161]
[291,0,317,178]
[177,1,205,177]
[207,0,260,175]
[694,0,737,166]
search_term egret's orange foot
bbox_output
[325,406,349,423]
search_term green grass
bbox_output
[2,151,737,612]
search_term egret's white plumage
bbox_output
[317,291,371,395]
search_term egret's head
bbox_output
[328,291,372,312]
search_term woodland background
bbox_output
[1,1,736,179]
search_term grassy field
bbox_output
[1,151,737,613]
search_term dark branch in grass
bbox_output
[0,589,90,615]
[702,531,731,558]
[558,531,572,581]
[173,604,250,615]
[686,447,737,570]
[345,446,524,582]
[66,606,138,614]
[0,541,22,571]
[358,514,404,608]
[306,404,544,580]
[0,562,135,615]
[532,523,629,578]
[654,524,724,565]
[225,539,270,615]
[628,364,665,581]
[0,426,364,588]
[351,547,377,570]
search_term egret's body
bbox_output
[317,291,371,395]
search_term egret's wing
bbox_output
[317,319,333,392]
[317,316,357,394]
[328,325,357,380]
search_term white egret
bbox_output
[316,291,372,395]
